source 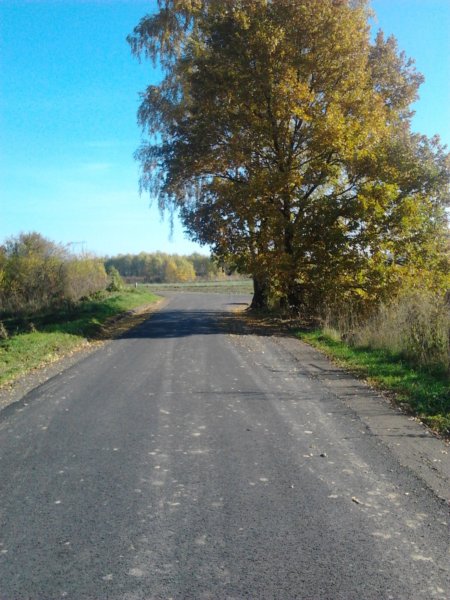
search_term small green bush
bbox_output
[107,266,125,292]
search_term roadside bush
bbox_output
[0,233,67,314]
[64,258,108,302]
[0,232,108,316]
[107,266,125,292]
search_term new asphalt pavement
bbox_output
[0,293,449,599]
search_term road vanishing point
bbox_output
[1,292,449,599]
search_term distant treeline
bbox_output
[104,252,223,283]
[0,232,108,316]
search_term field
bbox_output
[142,279,254,295]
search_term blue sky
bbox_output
[1,0,449,257]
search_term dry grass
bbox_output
[324,291,449,374]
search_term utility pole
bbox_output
[67,241,87,255]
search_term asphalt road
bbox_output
[1,293,449,599]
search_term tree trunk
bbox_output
[280,195,302,311]
[251,274,270,310]
[287,282,303,312]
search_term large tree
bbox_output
[129,0,449,311]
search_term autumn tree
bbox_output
[164,256,196,282]
[188,253,222,279]
[0,232,68,313]
[129,0,449,311]
[0,233,108,315]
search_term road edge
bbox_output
[0,297,169,414]
[276,334,450,505]
[229,307,450,505]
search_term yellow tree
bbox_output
[129,0,449,311]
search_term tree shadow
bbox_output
[118,306,298,340]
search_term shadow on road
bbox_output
[120,307,294,340]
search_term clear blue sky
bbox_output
[1,0,449,257]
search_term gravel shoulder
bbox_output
[274,334,450,504]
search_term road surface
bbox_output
[1,293,449,599]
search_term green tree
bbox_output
[188,253,221,279]
[147,252,168,282]
[129,1,449,311]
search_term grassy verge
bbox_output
[298,329,450,438]
[0,288,160,387]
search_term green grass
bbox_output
[0,289,159,387]
[298,329,450,437]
